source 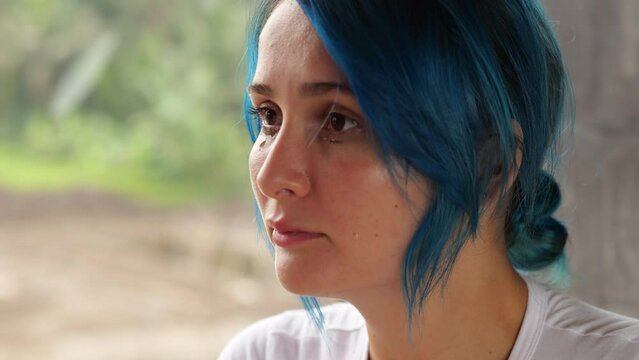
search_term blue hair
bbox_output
[244,0,573,332]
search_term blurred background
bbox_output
[0,0,637,359]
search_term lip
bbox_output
[266,219,324,248]
[271,229,324,247]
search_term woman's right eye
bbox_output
[249,105,281,134]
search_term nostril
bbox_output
[276,188,295,197]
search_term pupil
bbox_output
[331,114,345,131]
[264,110,275,125]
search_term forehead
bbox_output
[254,0,344,84]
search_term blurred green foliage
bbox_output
[0,0,252,205]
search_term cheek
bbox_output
[248,140,266,194]
[333,158,428,238]
[324,157,416,237]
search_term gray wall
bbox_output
[544,0,639,317]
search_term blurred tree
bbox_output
[0,0,252,204]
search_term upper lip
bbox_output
[265,218,321,234]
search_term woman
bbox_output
[220,0,639,359]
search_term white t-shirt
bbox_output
[219,277,639,359]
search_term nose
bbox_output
[253,127,312,200]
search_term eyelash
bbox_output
[248,105,360,143]
[248,106,279,135]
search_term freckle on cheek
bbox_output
[394,204,399,209]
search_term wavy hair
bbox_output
[244,0,574,332]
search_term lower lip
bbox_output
[271,230,323,248]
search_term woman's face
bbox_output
[248,0,429,298]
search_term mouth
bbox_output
[266,217,325,248]
[270,229,324,247]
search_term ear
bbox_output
[486,119,524,203]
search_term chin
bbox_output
[274,251,336,297]
[276,271,328,297]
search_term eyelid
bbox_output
[251,102,281,122]
[329,103,365,122]
[325,102,360,117]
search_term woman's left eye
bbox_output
[326,113,359,132]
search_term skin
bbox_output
[248,1,528,359]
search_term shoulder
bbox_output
[534,283,639,359]
[217,302,366,360]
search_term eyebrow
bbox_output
[247,82,353,97]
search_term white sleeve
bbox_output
[217,320,270,360]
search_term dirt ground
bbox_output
[0,189,299,359]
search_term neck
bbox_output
[344,240,528,360]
